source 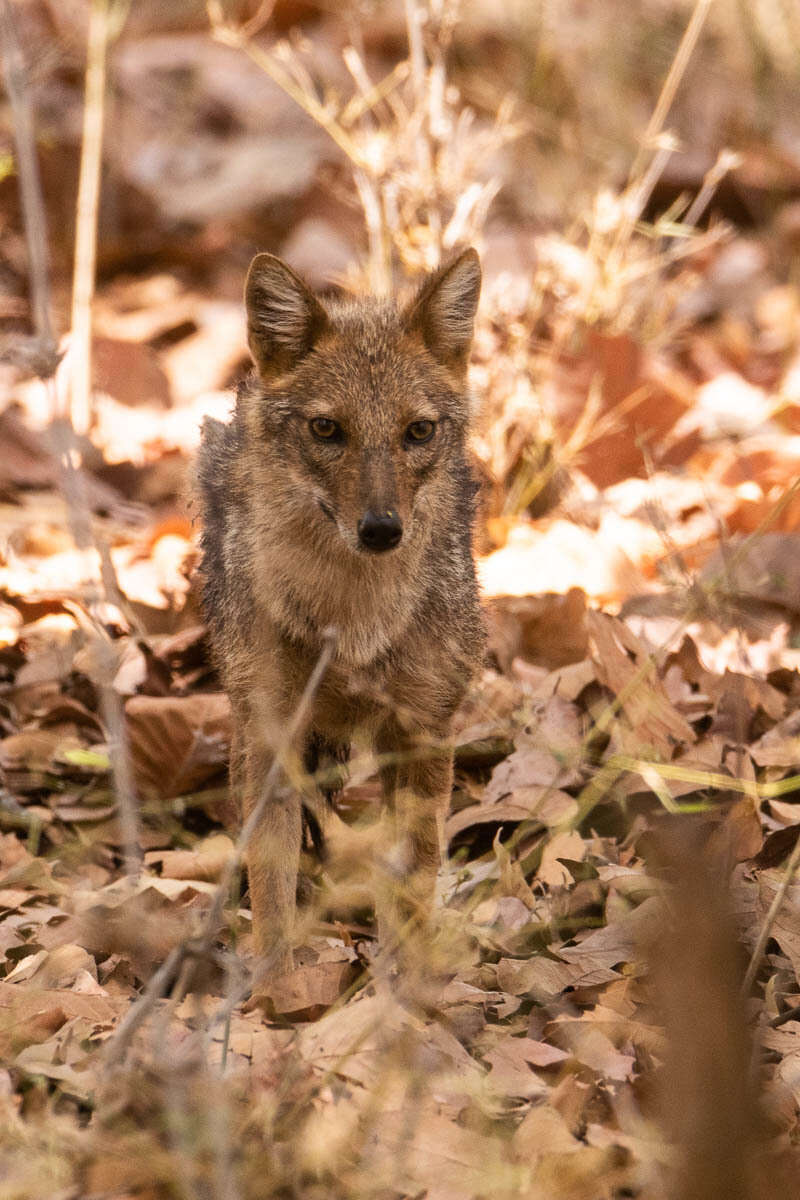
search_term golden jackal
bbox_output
[197,247,485,989]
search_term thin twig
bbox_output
[684,149,742,228]
[207,5,362,163]
[742,833,800,997]
[104,944,184,1070]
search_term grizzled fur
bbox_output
[197,248,485,989]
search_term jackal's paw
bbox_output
[243,946,295,1017]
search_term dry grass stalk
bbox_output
[208,0,516,286]
[69,0,114,434]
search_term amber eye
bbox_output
[405,420,435,445]
[310,417,341,441]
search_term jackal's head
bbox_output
[242,248,481,558]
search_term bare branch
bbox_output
[0,0,59,376]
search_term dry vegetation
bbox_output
[2,0,800,1197]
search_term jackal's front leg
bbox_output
[242,743,302,986]
[378,729,452,953]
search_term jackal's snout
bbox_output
[357,508,403,552]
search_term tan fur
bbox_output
[197,249,485,988]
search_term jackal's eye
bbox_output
[405,419,436,445]
[309,417,341,441]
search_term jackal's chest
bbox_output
[259,552,423,670]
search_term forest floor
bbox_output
[3,2,800,1198]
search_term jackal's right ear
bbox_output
[245,253,329,376]
[402,247,481,371]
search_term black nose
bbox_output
[357,509,403,552]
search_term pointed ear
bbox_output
[245,253,329,376]
[403,247,481,369]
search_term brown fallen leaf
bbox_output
[556,331,691,488]
[297,993,403,1086]
[112,637,173,697]
[0,1001,67,1059]
[546,1020,635,1082]
[0,980,122,1058]
[482,1041,549,1100]
[0,728,85,773]
[750,709,800,768]
[483,1035,567,1100]
[257,957,357,1020]
[756,875,800,985]
[484,703,584,802]
[538,830,586,887]
[557,895,662,971]
[707,796,763,864]
[4,943,98,989]
[587,610,695,754]
[0,835,30,875]
[370,1107,520,1200]
[125,691,232,798]
[77,882,195,976]
[485,589,589,671]
[446,790,577,840]
[496,956,620,1004]
[512,1103,582,1162]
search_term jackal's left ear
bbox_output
[245,253,329,376]
[403,247,481,369]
